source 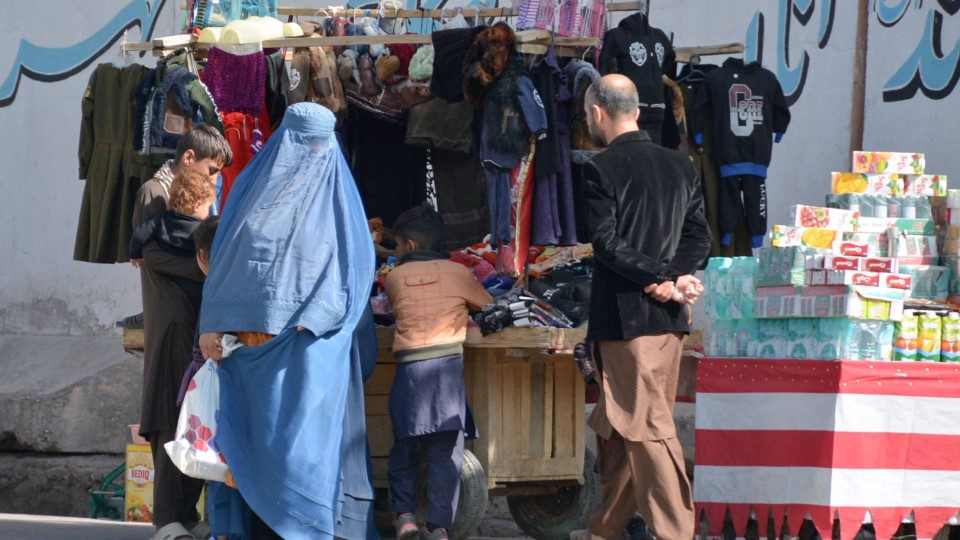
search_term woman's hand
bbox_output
[200,332,226,361]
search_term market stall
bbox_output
[89,1,749,537]
[701,149,960,539]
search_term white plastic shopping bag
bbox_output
[164,359,230,482]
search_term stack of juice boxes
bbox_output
[707,150,960,362]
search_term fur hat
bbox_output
[338,49,358,82]
[375,53,401,83]
[462,22,517,105]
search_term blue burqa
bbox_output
[200,102,378,539]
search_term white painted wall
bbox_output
[1,1,957,337]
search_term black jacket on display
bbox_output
[599,13,676,124]
[691,57,791,178]
[583,131,712,341]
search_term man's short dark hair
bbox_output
[193,214,220,257]
[175,125,233,166]
[393,203,443,252]
[586,79,639,119]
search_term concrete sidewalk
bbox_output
[0,513,529,540]
[0,513,154,539]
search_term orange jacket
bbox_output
[385,253,493,362]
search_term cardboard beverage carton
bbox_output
[918,311,942,362]
[893,310,919,361]
[852,151,925,175]
[903,174,948,197]
[125,444,154,523]
[771,225,838,249]
[791,205,859,231]
[831,172,904,195]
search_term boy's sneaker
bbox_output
[395,513,418,540]
[420,526,449,540]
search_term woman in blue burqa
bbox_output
[198,102,379,540]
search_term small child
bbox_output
[129,169,217,307]
[383,204,493,540]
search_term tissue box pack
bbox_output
[899,265,951,300]
[771,225,839,249]
[904,174,947,197]
[888,233,938,265]
[791,205,858,230]
[853,151,925,175]
[856,217,935,235]
[839,233,889,257]
[806,269,912,290]
[756,247,829,287]
[703,257,756,319]
[826,194,932,219]
[706,319,759,358]
[805,255,898,272]
[754,285,906,321]
[941,256,960,293]
[831,172,904,195]
[756,320,786,358]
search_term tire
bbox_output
[507,448,600,540]
[374,449,489,540]
[445,449,489,540]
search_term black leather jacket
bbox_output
[584,130,711,341]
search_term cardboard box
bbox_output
[900,265,951,300]
[125,444,154,523]
[754,285,906,321]
[791,205,858,230]
[904,174,948,197]
[863,256,900,273]
[756,246,829,287]
[889,233,939,265]
[944,225,960,256]
[856,217,935,236]
[822,255,862,271]
[837,234,886,257]
[771,225,839,249]
[814,270,912,290]
[853,151,925,175]
[831,172,904,195]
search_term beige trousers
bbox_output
[586,334,694,540]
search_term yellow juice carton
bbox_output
[893,310,918,361]
[941,312,960,362]
[917,311,943,362]
[125,444,155,523]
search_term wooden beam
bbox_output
[277,6,516,19]
[605,1,645,12]
[152,34,194,49]
[675,42,744,64]
[849,0,869,156]
[262,33,433,47]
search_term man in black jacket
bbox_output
[571,75,711,540]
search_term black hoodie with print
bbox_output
[599,13,675,124]
[691,57,791,177]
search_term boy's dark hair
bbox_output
[175,125,234,166]
[393,203,443,252]
[193,215,220,258]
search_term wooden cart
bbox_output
[123,326,596,540]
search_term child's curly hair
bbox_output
[168,170,216,215]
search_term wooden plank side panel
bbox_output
[500,361,520,458]
[367,415,395,458]
[364,394,390,416]
[552,357,576,459]
[542,361,555,461]
[365,364,396,395]
[519,360,532,457]
[528,361,546,460]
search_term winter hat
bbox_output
[408,45,434,81]
[462,22,516,105]
[388,43,417,76]
[375,53,401,82]
[338,49,357,82]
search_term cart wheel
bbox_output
[444,449,488,540]
[507,448,599,540]
[373,449,489,540]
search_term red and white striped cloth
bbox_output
[694,359,960,540]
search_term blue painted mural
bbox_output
[880,0,960,101]
[744,0,960,104]
[0,0,166,107]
